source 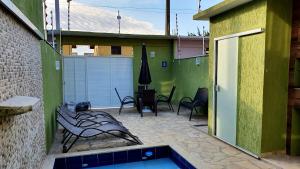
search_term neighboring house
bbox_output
[194,0,299,157]
[56,31,209,108]
[174,36,209,59]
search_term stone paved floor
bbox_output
[48,106,299,169]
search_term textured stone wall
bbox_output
[0,6,46,169]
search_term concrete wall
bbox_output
[0,5,46,169]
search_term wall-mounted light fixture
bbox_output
[55,60,60,70]
[195,57,201,65]
[150,51,156,58]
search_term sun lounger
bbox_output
[57,114,142,153]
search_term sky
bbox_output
[46,0,223,36]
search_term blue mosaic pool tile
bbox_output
[82,154,98,168]
[98,152,113,162]
[155,146,170,159]
[114,151,128,164]
[98,152,113,166]
[170,149,196,169]
[54,158,66,169]
[127,149,142,162]
[142,147,156,160]
[66,156,82,169]
[98,160,113,166]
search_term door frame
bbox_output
[212,28,264,158]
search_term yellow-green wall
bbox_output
[172,57,208,104]
[11,0,44,33]
[60,36,209,107]
[41,41,63,152]
[61,37,174,95]
[208,0,294,156]
[262,0,292,153]
[209,0,267,155]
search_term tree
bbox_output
[187,32,197,36]
[197,27,202,36]
[187,27,210,37]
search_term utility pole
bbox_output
[55,0,60,30]
[202,26,205,55]
[43,0,48,40]
[198,0,201,12]
[117,10,121,34]
[165,0,170,36]
[67,0,72,30]
[50,10,55,47]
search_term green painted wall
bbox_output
[209,0,268,155]
[262,0,292,153]
[208,0,294,156]
[41,41,63,152]
[60,36,209,108]
[61,37,174,95]
[172,57,209,104]
[11,0,44,33]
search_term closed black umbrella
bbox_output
[138,44,152,86]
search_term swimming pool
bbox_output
[53,145,196,169]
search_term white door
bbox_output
[63,57,87,103]
[87,57,111,107]
[216,37,238,145]
[110,57,134,107]
[63,58,76,103]
[74,57,87,102]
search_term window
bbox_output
[111,46,121,55]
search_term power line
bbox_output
[54,3,198,12]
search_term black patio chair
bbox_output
[57,114,142,153]
[177,88,208,121]
[156,86,176,112]
[115,88,135,114]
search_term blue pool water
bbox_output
[87,158,180,169]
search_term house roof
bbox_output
[53,30,209,40]
[55,30,178,40]
[193,0,253,20]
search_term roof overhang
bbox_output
[54,30,178,40]
[193,0,253,20]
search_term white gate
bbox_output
[63,56,133,108]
